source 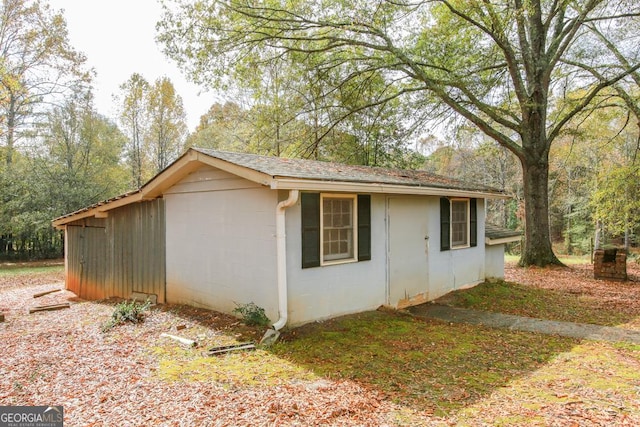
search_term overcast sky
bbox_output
[48,0,217,131]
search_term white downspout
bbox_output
[271,189,299,332]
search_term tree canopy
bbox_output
[157,0,640,266]
[0,0,91,165]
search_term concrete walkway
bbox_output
[408,304,640,344]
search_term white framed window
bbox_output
[320,194,358,264]
[450,198,470,248]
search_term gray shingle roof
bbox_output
[485,223,522,240]
[53,148,509,226]
[194,148,505,194]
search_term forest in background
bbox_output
[1,0,638,261]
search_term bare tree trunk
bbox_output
[519,153,562,266]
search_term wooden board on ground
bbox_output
[29,303,71,314]
[33,289,62,298]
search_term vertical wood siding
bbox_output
[66,219,107,300]
[65,199,166,302]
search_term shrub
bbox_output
[233,302,271,327]
[102,299,152,332]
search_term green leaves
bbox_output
[102,299,153,332]
[593,164,640,236]
[0,0,91,165]
[232,302,271,327]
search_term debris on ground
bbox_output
[160,332,197,347]
[28,302,70,314]
[33,288,62,298]
[206,342,256,356]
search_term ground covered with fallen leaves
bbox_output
[0,270,415,426]
[505,261,640,329]
[1,262,639,426]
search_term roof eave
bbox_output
[270,177,509,199]
[485,235,522,245]
[52,192,143,229]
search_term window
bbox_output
[322,195,355,262]
[440,197,478,251]
[451,199,469,247]
[301,193,371,268]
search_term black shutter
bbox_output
[357,195,371,261]
[301,192,321,268]
[440,197,450,251]
[470,198,478,247]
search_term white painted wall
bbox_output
[284,193,388,325]
[165,166,280,320]
[385,196,486,306]
[426,197,486,299]
[284,193,487,325]
[485,244,505,279]
[165,167,489,326]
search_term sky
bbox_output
[47,0,217,131]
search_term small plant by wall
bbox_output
[233,302,271,327]
[102,299,152,332]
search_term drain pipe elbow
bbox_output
[272,189,299,332]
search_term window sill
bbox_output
[451,244,471,250]
[321,257,358,267]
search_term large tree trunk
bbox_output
[519,153,562,266]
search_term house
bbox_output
[53,148,519,328]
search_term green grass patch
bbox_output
[505,253,591,265]
[0,264,63,277]
[436,280,633,326]
[271,310,575,416]
[156,349,316,386]
[150,333,315,387]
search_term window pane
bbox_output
[324,212,332,227]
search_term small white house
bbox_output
[53,148,518,328]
